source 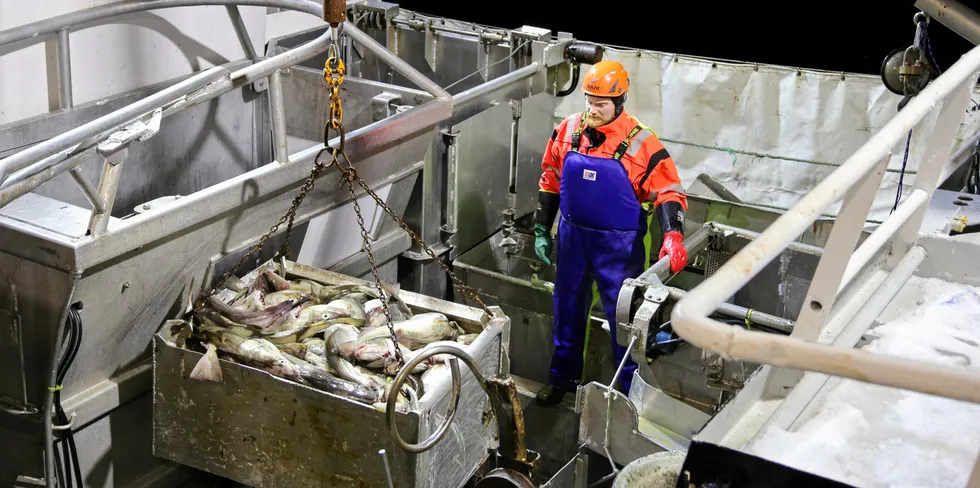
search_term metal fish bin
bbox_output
[152,261,509,488]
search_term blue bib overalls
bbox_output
[550,122,647,394]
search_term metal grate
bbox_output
[705,249,735,278]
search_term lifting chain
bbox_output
[198,38,492,375]
[311,42,492,373]
[316,43,407,368]
[195,45,344,311]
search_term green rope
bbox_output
[549,113,917,176]
[658,137,916,175]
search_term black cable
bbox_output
[54,397,72,488]
[556,64,580,97]
[54,309,74,488]
[951,222,980,236]
[52,305,83,488]
[65,307,83,488]
[53,443,66,488]
[51,309,73,488]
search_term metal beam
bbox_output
[0,67,227,183]
[56,28,73,109]
[224,5,258,59]
[916,0,980,45]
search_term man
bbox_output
[532,59,688,406]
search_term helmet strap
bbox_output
[613,93,627,117]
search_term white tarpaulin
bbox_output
[555,46,980,223]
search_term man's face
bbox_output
[585,95,615,128]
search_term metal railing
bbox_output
[0,4,458,488]
[0,0,452,234]
[670,31,980,466]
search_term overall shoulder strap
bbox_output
[612,125,644,161]
[570,112,588,152]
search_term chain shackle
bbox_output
[324,54,345,129]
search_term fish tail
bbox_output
[189,343,223,382]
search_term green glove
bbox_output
[534,223,553,265]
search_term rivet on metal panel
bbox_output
[643,286,669,303]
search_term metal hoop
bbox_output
[325,121,346,155]
[386,343,486,453]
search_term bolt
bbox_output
[143,204,151,210]
[122,282,130,292]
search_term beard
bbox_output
[585,113,610,128]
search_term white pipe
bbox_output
[674,249,980,405]
[767,248,927,433]
[838,189,929,294]
[671,42,980,405]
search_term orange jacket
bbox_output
[538,110,687,209]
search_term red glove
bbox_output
[659,231,688,274]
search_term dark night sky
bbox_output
[393,1,979,77]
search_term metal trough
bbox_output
[567,222,825,472]
[453,228,618,388]
[152,260,509,488]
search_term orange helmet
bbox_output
[582,60,629,97]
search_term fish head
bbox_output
[300,304,352,324]
[262,270,292,291]
[325,298,366,321]
[268,359,302,382]
[364,299,383,316]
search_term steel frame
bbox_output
[0,2,568,486]
[0,3,455,487]
[669,36,980,484]
[0,0,455,230]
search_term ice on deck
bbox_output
[744,276,980,488]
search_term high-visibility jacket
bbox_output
[538,110,687,210]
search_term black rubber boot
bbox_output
[534,384,571,407]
